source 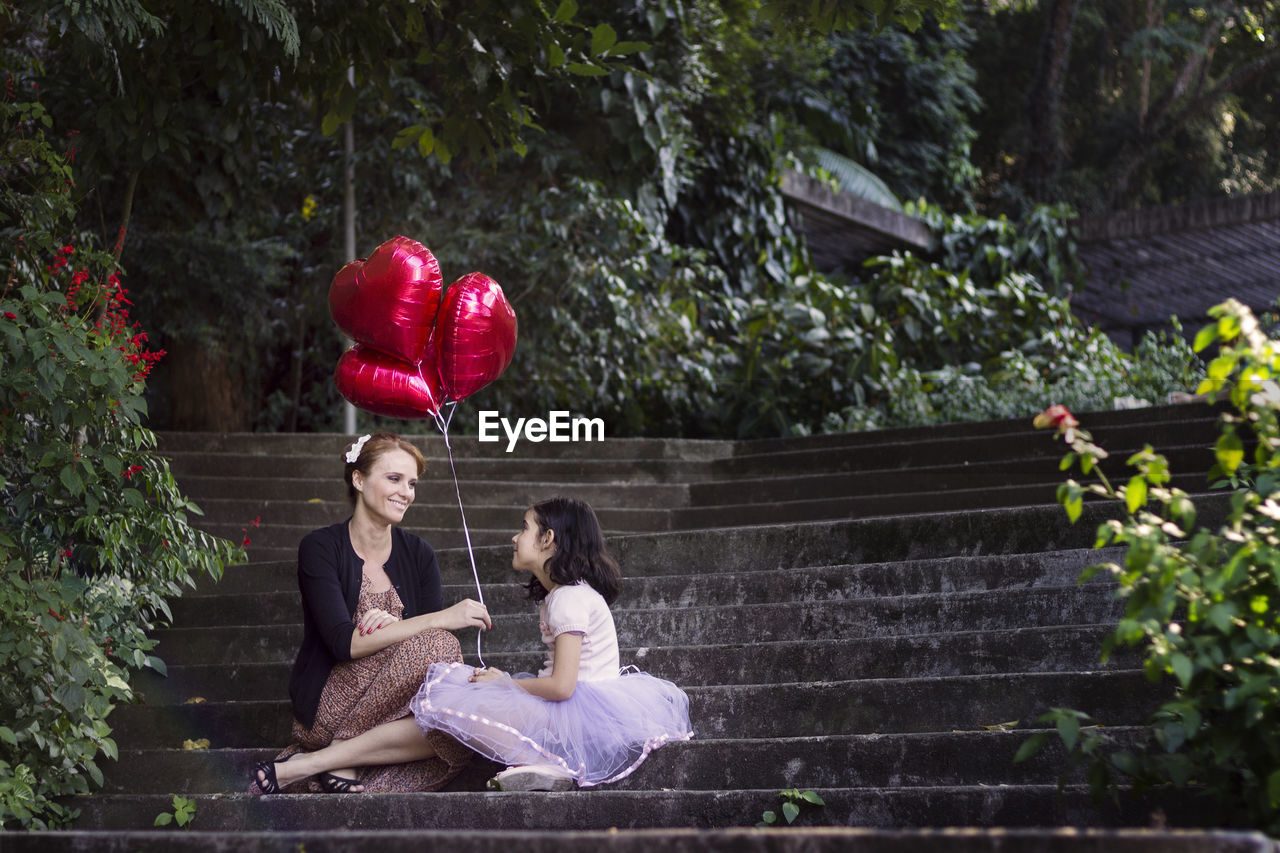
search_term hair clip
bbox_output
[345,434,372,464]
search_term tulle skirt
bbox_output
[409,661,693,787]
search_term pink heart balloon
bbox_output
[328,236,443,364]
[334,344,443,419]
[434,272,518,402]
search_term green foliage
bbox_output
[757,787,826,826]
[0,95,243,828]
[1028,301,1280,834]
[153,794,196,828]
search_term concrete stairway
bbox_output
[23,404,1278,851]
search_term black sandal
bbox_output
[252,760,280,795]
[318,771,363,793]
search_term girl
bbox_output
[409,496,693,791]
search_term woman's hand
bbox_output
[357,607,399,635]
[469,666,508,683]
[437,598,492,632]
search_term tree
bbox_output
[969,0,1280,213]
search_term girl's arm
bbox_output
[348,598,490,659]
[474,632,583,701]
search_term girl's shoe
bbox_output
[488,764,575,791]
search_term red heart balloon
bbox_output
[434,272,518,402]
[328,236,443,364]
[334,344,443,419]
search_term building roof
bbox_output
[1072,191,1280,342]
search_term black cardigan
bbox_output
[288,520,444,728]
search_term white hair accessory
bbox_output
[344,434,372,464]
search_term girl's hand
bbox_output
[357,608,398,635]
[439,598,492,632]
[470,666,508,683]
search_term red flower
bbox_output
[1034,404,1079,432]
[3,312,15,320]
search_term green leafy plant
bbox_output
[0,94,243,828]
[153,795,196,828]
[757,787,826,826]
[1023,299,1280,833]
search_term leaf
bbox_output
[590,24,617,56]
[552,0,578,22]
[154,812,173,827]
[1216,430,1244,475]
[1170,652,1194,689]
[1193,323,1218,352]
[1013,732,1049,763]
[0,726,16,745]
[1125,475,1148,513]
[565,62,610,77]
[812,147,901,210]
[799,790,825,805]
[781,801,800,824]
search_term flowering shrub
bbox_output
[1022,299,1280,833]
[0,95,243,827]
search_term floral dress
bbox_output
[265,573,473,792]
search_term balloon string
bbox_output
[432,401,486,669]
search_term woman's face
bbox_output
[352,448,418,525]
[512,508,555,582]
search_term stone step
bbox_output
[193,500,676,538]
[174,476,691,508]
[16,827,1273,853]
[194,546,1124,597]
[150,585,1124,665]
[725,402,1222,454]
[101,729,1133,795]
[133,625,1135,704]
[158,431,735,461]
[671,475,1212,530]
[107,671,1163,749]
[206,491,1232,578]
[176,547,1123,622]
[706,420,1219,478]
[164,451,717,484]
[64,784,1206,832]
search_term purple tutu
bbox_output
[409,661,693,787]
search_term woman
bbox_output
[250,432,491,794]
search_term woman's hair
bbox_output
[524,496,621,604]
[343,432,426,504]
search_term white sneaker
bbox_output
[488,764,576,792]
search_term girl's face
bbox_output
[352,448,418,526]
[512,508,555,585]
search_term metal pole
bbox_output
[342,65,357,435]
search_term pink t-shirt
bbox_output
[536,582,621,681]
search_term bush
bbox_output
[1023,300,1280,833]
[0,96,243,828]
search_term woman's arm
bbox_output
[348,598,491,659]
[474,632,582,701]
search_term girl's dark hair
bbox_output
[343,433,425,504]
[524,496,621,605]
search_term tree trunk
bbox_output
[167,338,253,432]
[1024,0,1083,202]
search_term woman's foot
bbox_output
[251,760,281,794]
[251,753,314,793]
[318,769,365,793]
[488,764,576,792]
